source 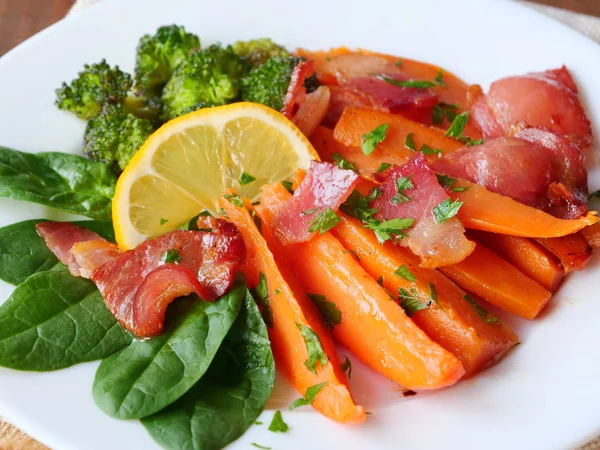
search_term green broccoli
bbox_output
[232,38,289,68]
[160,44,246,121]
[240,56,302,111]
[55,60,132,120]
[84,103,154,173]
[134,25,200,94]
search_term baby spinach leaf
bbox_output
[0,219,114,285]
[93,281,245,420]
[142,290,275,450]
[0,265,132,371]
[0,147,116,220]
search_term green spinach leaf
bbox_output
[0,219,114,285]
[0,147,116,220]
[142,290,275,450]
[93,281,245,420]
[0,265,132,370]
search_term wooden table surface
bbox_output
[0,0,599,449]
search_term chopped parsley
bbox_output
[464,294,500,325]
[252,273,273,327]
[363,217,415,244]
[342,248,361,261]
[302,207,319,216]
[432,103,459,124]
[251,209,262,232]
[332,152,358,172]
[419,144,443,157]
[160,218,169,225]
[466,138,484,146]
[405,132,416,150]
[390,175,414,205]
[435,174,469,192]
[255,421,263,425]
[289,382,328,410]
[223,193,244,207]
[428,282,444,311]
[341,356,352,379]
[433,198,463,223]
[274,289,281,295]
[218,207,228,218]
[340,188,381,223]
[161,249,181,264]
[251,444,271,450]
[296,323,328,373]
[377,162,392,172]
[444,111,479,144]
[435,68,446,87]
[239,171,256,185]
[395,265,416,282]
[308,293,342,329]
[395,59,403,67]
[281,180,293,193]
[379,75,437,89]
[308,208,341,234]
[268,410,289,433]
[398,287,428,317]
[361,124,389,155]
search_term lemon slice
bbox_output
[113,102,318,250]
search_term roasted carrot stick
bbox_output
[468,230,564,293]
[536,234,593,272]
[219,191,364,423]
[438,243,552,320]
[581,222,600,248]
[256,183,465,390]
[334,107,463,161]
[330,213,518,376]
[451,180,598,237]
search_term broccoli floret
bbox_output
[56,60,132,120]
[124,91,163,123]
[240,56,302,111]
[84,103,154,173]
[232,38,289,68]
[134,25,200,94]
[160,44,246,121]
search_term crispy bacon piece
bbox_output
[320,54,438,124]
[472,66,593,148]
[372,153,475,268]
[282,61,331,137]
[36,217,245,337]
[35,222,108,277]
[433,128,588,220]
[273,161,360,245]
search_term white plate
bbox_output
[1,0,599,449]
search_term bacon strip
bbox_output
[472,66,593,149]
[372,153,475,268]
[36,217,245,337]
[273,161,360,245]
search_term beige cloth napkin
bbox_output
[1,0,600,449]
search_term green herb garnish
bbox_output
[432,102,459,124]
[390,175,414,205]
[161,249,181,264]
[361,124,389,155]
[239,172,256,185]
[296,323,328,373]
[252,273,273,327]
[281,180,293,193]
[379,75,436,89]
[223,193,244,207]
[398,287,428,317]
[419,144,443,156]
[405,132,416,150]
[428,282,444,311]
[435,68,446,87]
[308,293,341,329]
[341,356,352,379]
[395,265,416,282]
[289,382,328,410]
[340,189,381,223]
[308,208,340,234]
[377,162,391,172]
[160,218,169,225]
[432,198,463,223]
[251,444,271,450]
[464,294,500,325]
[363,217,415,244]
[268,410,289,433]
[332,152,358,172]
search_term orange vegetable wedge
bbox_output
[581,222,600,248]
[469,230,564,293]
[256,183,465,390]
[219,191,365,423]
[450,180,598,238]
[536,234,593,272]
[330,213,518,376]
[334,106,463,160]
[438,244,552,320]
